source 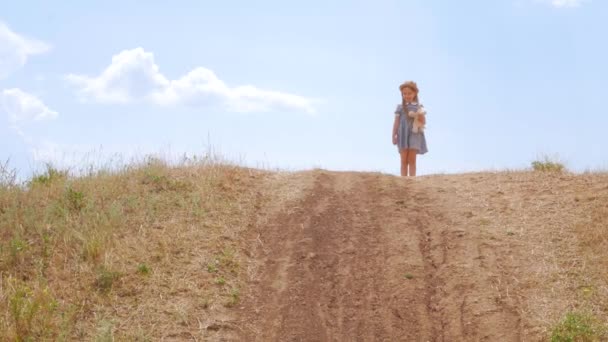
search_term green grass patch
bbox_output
[65,186,86,211]
[6,278,59,340]
[29,164,68,187]
[550,311,608,341]
[224,287,240,307]
[215,276,226,285]
[137,263,151,275]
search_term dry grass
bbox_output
[568,173,608,338]
[422,170,608,339]
[0,156,272,340]
[528,171,608,340]
[499,171,608,339]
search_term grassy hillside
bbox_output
[0,158,606,340]
[0,158,272,340]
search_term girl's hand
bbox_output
[392,134,397,145]
[419,115,426,125]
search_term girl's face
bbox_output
[401,87,417,102]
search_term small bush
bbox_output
[532,157,565,172]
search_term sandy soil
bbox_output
[233,170,543,341]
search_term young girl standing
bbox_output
[392,81,428,177]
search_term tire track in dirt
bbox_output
[236,171,524,341]
[420,177,523,341]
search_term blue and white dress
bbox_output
[395,102,428,154]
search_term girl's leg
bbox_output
[400,149,408,176]
[407,149,418,176]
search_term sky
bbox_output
[1,0,607,178]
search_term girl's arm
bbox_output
[392,116,399,144]
[393,116,399,135]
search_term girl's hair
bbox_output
[399,81,420,104]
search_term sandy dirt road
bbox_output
[235,170,525,341]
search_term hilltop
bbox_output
[1,161,606,340]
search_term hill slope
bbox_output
[1,164,606,340]
[231,170,608,341]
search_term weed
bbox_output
[82,236,104,263]
[478,218,492,226]
[57,304,79,341]
[205,248,240,277]
[225,287,240,307]
[7,278,59,340]
[215,276,226,285]
[201,298,211,309]
[9,236,27,262]
[95,319,114,342]
[137,263,151,275]
[579,286,594,299]
[94,267,121,293]
[0,158,17,186]
[207,262,219,273]
[142,169,192,193]
[35,231,53,276]
[218,247,239,274]
[29,164,68,187]
[65,186,86,211]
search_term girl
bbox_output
[392,81,428,177]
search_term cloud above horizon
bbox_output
[1,88,58,125]
[66,48,316,114]
[0,21,50,79]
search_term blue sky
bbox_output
[1,0,606,178]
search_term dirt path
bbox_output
[235,170,525,341]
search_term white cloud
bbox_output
[0,21,50,79]
[67,47,316,114]
[1,89,59,167]
[66,48,169,104]
[537,0,589,7]
[1,88,58,125]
